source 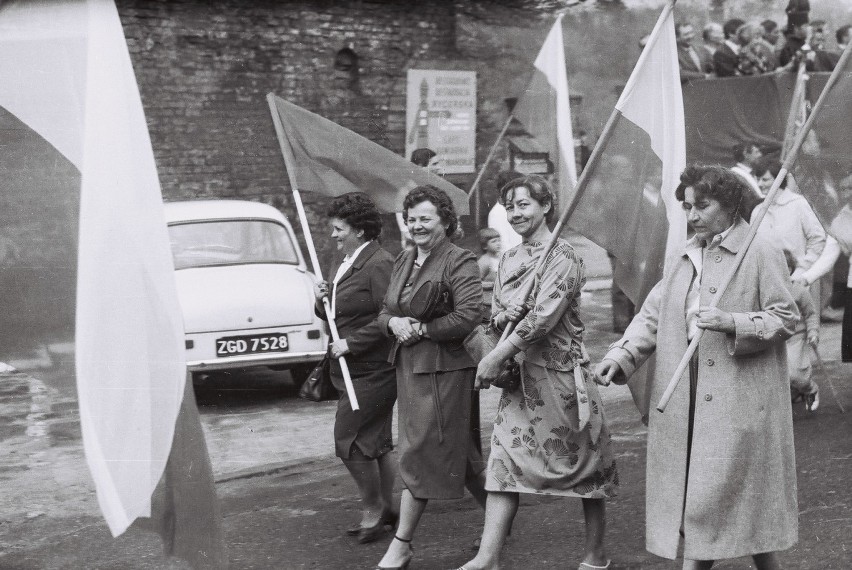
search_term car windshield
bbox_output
[168,219,300,270]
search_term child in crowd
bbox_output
[477,227,502,322]
[785,250,821,411]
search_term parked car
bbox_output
[164,200,328,384]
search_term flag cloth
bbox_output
[0,1,224,567]
[567,6,686,308]
[564,5,685,421]
[269,94,470,215]
[790,52,852,227]
[512,14,578,212]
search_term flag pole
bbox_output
[266,94,359,411]
[493,0,677,347]
[467,115,514,200]
[781,61,808,159]
[656,41,852,413]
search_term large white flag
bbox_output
[513,14,578,211]
[0,0,186,537]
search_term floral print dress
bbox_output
[485,239,618,498]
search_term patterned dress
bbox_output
[485,238,618,498]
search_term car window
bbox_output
[168,220,300,269]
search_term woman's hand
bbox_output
[593,359,623,386]
[495,303,529,330]
[696,306,736,333]
[314,280,329,301]
[475,353,505,390]
[806,329,819,347]
[389,316,420,345]
[329,339,349,359]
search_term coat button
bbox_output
[706,358,714,366]
[709,286,717,294]
[714,254,722,262]
[704,394,713,401]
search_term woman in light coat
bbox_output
[596,165,800,570]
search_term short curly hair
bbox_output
[325,192,383,241]
[500,174,555,224]
[402,185,458,237]
[675,165,751,219]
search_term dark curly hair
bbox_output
[500,174,555,224]
[325,192,383,241]
[675,164,751,220]
[402,185,458,237]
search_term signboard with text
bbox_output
[405,70,476,175]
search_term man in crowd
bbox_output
[838,24,851,52]
[761,19,783,51]
[713,18,745,77]
[676,21,712,83]
[702,22,724,64]
[731,142,764,198]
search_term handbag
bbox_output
[298,357,336,402]
[462,323,522,392]
[409,279,453,322]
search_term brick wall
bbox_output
[117,0,459,263]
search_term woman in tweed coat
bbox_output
[596,166,799,570]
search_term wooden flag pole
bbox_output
[656,41,852,413]
[266,94,359,410]
[495,0,677,346]
[467,115,514,200]
[781,61,808,160]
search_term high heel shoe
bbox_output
[358,517,390,544]
[376,535,413,569]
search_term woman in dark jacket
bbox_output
[375,185,484,570]
[314,193,398,544]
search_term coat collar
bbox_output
[682,217,749,256]
[333,240,380,284]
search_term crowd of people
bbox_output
[308,150,850,569]
[675,6,850,83]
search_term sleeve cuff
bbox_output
[604,345,637,379]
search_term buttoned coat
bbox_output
[316,240,395,369]
[605,220,800,560]
[377,237,481,373]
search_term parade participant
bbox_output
[375,185,485,570]
[477,227,502,320]
[312,193,399,544]
[596,165,799,570]
[795,173,852,362]
[730,141,763,198]
[459,175,617,570]
[782,250,821,411]
[752,156,825,304]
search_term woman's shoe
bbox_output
[346,523,363,536]
[358,518,390,544]
[376,536,413,569]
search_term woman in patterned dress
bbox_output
[458,175,618,570]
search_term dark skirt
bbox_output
[395,346,482,500]
[331,360,397,460]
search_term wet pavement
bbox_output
[0,281,850,568]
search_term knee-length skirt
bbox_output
[396,347,481,499]
[331,360,397,460]
[486,360,618,498]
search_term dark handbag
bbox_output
[462,323,521,392]
[409,279,453,322]
[298,357,336,402]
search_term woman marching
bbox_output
[312,193,399,544]
[375,185,486,570]
[596,165,799,570]
[459,175,618,570]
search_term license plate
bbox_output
[216,333,289,356]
